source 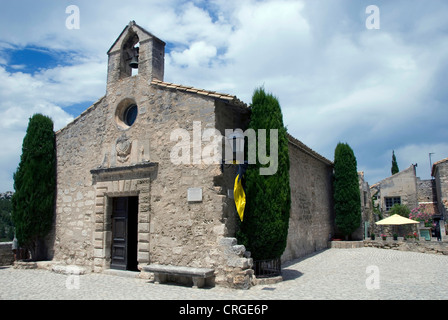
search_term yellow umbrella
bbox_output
[376,214,419,225]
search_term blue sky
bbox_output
[1,0,448,192]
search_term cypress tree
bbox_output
[11,114,56,260]
[237,88,291,261]
[333,142,361,239]
[391,150,399,175]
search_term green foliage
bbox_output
[11,114,56,259]
[391,150,399,175]
[389,203,410,218]
[237,87,291,260]
[333,142,361,238]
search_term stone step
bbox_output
[102,268,141,278]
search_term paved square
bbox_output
[1,248,447,300]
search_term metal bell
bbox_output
[129,56,139,69]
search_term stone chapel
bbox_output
[49,21,335,288]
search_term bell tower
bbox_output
[106,21,165,90]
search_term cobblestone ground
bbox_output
[1,247,447,300]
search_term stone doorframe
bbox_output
[90,163,157,272]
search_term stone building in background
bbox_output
[369,161,448,240]
[356,172,374,240]
[370,165,419,214]
[47,21,335,288]
[432,158,448,223]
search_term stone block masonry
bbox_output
[364,239,448,255]
[433,159,448,220]
[330,241,364,249]
[53,83,232,270]
[0,242,13,266]
[282,135,334,262]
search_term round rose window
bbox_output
[123,104,138,126]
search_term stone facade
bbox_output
[417,178,436,204]
[432,158,448,221]
[358,172,374,240]
[369,165,420,238]
[50,22,252,288]
[282,135,334,262]
[50,21,335,288]
[370,165,419,213]
[369,160,448,240]
[0,242,13,266]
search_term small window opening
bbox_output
[385,197,401,211]
[124,104,138,126]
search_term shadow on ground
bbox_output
[280,248,330,281]
[281,269,303,281]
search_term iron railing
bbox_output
[253,258,281,278]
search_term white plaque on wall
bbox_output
[188,188,203,202]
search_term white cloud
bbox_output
[0,61,105,123]
[0,59,106,191]
[224,0,310,78]
[171,41,217,68]
[394,143,448,179]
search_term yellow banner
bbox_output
[234,174,246,221]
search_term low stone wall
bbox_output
[330,241,364,249]
[0,242,14,266]
[364,239,448,255]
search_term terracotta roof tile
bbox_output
[431,157,448,176]
[150,79,246,106]
[433,157,448,167]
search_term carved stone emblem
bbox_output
[116,134,132,163]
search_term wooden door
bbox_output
[111,197,128,270]
[110,197,139,271]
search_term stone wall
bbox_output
[417,178,436,203]
[356,172,374,240]
[282,135,334,262]
[371,165,418,212]
[52,96,108,268]
[364,239,448,255]
[0,242,13,266]
[433,160,448,220]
